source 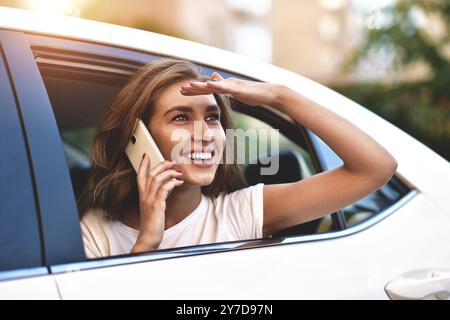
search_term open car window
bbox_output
[33,36,413,269]
[35,43,344,258]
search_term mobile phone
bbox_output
[125,119,165,173]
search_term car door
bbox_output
[310,127,450,300]
[51,143,444,300]
[0,30,60,299]
[21,31,450,299]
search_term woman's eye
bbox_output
[173,114,188,121]
[206,114,220,121]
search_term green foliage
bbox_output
[335,0,450,161]
[337,82,450,160]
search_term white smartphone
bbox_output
[125,119,165,173]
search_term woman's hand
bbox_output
[180,72,285,107]
[131,154,184,253]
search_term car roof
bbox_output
[1,6,450,211]
[0,6,270,79]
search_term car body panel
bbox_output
[0,274,59,300]
[53,193,450,299]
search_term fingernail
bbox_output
[142,153,146,159]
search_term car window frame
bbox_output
[23,32,418,275]
[0,31,49,281]
[1,30,85,270]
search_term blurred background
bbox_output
[1,0,449,161]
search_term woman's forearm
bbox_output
[272,85,397,177]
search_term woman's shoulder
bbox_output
[79,208,111,258]
[219,183,265,204]
[81,207,109,227]
[212,183,265,217]
[213,183,265,238]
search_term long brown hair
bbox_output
[78,59,248,219]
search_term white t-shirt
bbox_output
[80,183,265,259]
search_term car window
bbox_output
[309,129,411,228]
[0,48,43,273]
[35,46,411,266]
[34,35,410,266]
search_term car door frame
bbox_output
[0,30,85,268]
[0,31,61,299]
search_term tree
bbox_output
[334,0,450,161]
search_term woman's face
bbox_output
[147,80,226,186]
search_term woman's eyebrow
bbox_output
[164,106,192,117]
[164,105,220,117]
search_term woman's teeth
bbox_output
[189,152,212,160]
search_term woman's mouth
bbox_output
[184,150,215,168]
[189,151,213,161]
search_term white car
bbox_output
[0,6,449,300]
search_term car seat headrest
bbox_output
[244,149,304,185]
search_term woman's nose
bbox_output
[192,120,215,142]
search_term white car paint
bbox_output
[1,6,449,299]
[52,193,450,300]
[0,275,60,300]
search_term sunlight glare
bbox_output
[25,0,84,16]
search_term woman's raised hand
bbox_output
[180,72,283,107]
[131,154,184,253]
